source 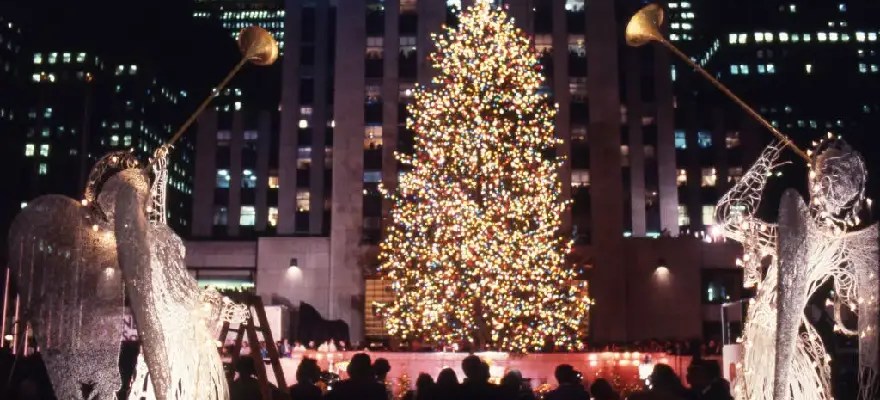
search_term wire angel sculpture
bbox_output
[715,137,879,400]
[7,148,247,400]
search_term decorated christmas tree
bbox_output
[377,1,591,353]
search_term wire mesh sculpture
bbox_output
[716,137,879,400]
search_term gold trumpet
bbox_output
[626,4,809,161]
[161,26,279,150]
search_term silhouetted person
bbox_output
[434,367,460,400]
[501,370,535,400]
[686,360,731,400]
[324,353,387,400]
[629,364,688,400]
[545,364,590,400]
[289,358,322,400]
[230,356,262,400]
[403,373,435,400]
[373,358,393,400]
[589,378,620,400]
[459,355,501,400]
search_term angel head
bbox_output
[808,136,867,226]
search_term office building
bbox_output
[187,0,743,344]
[672,0,880,225]
[193,0,287,53]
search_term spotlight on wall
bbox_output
[287,258,302,280]
[654,258,670,283]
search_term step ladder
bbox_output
[219,293,289,400]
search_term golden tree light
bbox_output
[376,2,591,353]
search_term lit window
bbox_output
[766,64,775,74]
[564,0,585,11]
[728,167,744,183]
[298,119,309,129]
[571,169,590,188]
[789,4,796,12]
[869,32,878,42]
[725,131,740,148]
[366,36,383,58]
[41,128,49,137]
[296,190,310,212]
[829,32,839,42]
[268,207,279,227]
[730,65,739,75]
[701,168,717,187]
[674,130,687,149]
[62,53,71,63]
[110,135,119,146]
[728,34,737,44]
[300,106,313,116]
[216,169,230,188]
[805,64,813,74]
[33,53,42,64]
[217,130,232,141]
[213,206,228,225]
[234,101,242,111]
[123,135,132,146]
[364,170,382,183]
[678,205,689,226]
[268,175,279,189]
[803,33,812,42]
[535,34,552,53]
[839,3,846,12]
[740,65,749,75]
[676,169,688,186]
[754,32,763,42]
[38,163,48,175]
[856,32,866,42]
[859,63,868,73]
[48,53,57,64]
[20,202,27,209]
[779,32,789,42]
[244,130,258,141]
[240,206,256,226]
[738,33,747,44]
[76,52,86,63]
[242,170,257,188]
[31,73,40,82]
[697,131,712,148]
[701,205,715,226]
[364,125,383,149]
[620,145,629,167]
[818,32,827,42]
[39,144,49,157]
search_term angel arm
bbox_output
[714,141,785,242]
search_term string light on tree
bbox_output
[376,1,591,353]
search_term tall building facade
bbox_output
[15,51,194,232]
[672,0,880,222]
[0,12,24,261]
[188,0,743,344]
[193,0,287,54]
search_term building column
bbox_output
[192,110,218,237]
[552,0,573,234]
[331,0,367,342]
[310,1,330,234]
[654,44,679,236]
[586,0,627,342]
[278,0,303,234]
[382,0,401,227]
[417,0,445,83]
[625,48,647,237]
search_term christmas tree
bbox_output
[377,1,591,353]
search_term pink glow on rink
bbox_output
[265,351,692,393]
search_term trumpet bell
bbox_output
[238,26,279,66]
[625,4,665,47]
